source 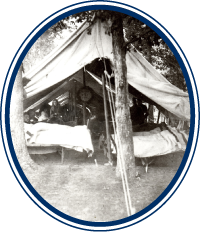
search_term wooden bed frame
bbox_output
[27,144,65,164]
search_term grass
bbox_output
[25,140,184,222]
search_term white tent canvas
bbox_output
[24,19,190,121]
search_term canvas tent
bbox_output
[23,19,190,121]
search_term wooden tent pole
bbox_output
[73,80,77,124]
[102,74,112,163]
[83,68,86,125]
[157,110,161,124]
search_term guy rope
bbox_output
[104,68,135,216]
[96,23,135,216]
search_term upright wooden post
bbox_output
[148,104,154,123]
[83,68,86,125]
[102,74,112,164]
[73,80,77,124]
[69,91,72,121]
[157,110,160,124]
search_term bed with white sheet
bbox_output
[111,126,188,158]
[106,126,188,172]
[24,122,94,163]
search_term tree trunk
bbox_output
[10,65,37,174]
[111,16,135,179]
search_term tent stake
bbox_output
[102,74,112,164]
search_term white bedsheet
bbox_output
[111,127,188,158]
[24,123,94,153]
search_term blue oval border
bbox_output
[1,1,199,230]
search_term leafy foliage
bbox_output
[70,10,126,24]
[151,44,187,91]
[49,17,79,34]
[123,16,162,55]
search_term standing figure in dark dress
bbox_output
[137,99,149,124]
[50,99,60,116]
[130,98,144,126]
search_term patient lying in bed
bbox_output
[24,122,94,154]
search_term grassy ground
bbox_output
[26,140,184,222]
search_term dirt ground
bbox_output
[26,139,184,222]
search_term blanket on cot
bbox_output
[24,123,94,154]
[111,127,188,158]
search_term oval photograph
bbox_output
[2,1,197,230]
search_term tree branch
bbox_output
[124,28,152,48]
